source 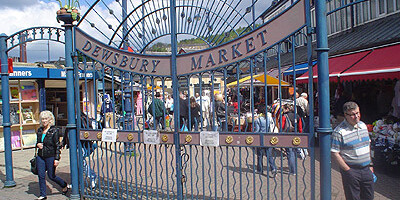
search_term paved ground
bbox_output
[0,147,399,200]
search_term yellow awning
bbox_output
[147,84,162,90]
[226,74,290,87]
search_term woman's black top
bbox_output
[190,104,201,121]
[36,126,62,160]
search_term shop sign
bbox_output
[8,67,47,79]
[49,68,94,79]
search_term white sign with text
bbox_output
[200,131,219,147]
[143,130,160,145]
[101,128,118,142]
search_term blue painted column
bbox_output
[58,15,80,199]
[0,34,16,188]
[38,79,46,111]
[315,0,332,199]
[304,0,315,199]
[170,0,183,199]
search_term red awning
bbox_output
[339,44,400,81]
[296,50,371,84]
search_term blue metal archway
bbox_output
[0,0,334,199]
[66,0,330,199]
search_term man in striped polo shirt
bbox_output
[331,101,374,200]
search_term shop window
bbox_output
[370,0,377,19]
[379,0,386,15]
[387,0,395,13]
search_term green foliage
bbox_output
[148,42,169,52]
[148,25,261,52]
[54,0,80,9]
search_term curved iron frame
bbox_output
[6,26,65,52]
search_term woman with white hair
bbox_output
[35,110,69,199]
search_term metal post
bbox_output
[0,33,16,188]
[305,0,315,199]
[315,0,332,199]
[170,0,183,199]
[122,0,128,50]
[58,15,80,199]
[38,79,46,111]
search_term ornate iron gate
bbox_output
[71,0,321,199]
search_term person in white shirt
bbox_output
[196,91,210,128]
[165,94,174,115]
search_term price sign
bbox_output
[200,131,219,147]
[143,130,160,145]
[101,128,118,142]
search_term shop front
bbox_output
[0,64,94,151]
[296,43,400,168]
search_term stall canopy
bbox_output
[296,50,371,84]
[296,43,400,83]
[283,61,317,76]
[226,74,290,87]
[339,44,400,81]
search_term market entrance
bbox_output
[0,0,334,197]
[70,0,319,199]
[69,0,325,199]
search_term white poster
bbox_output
[200,131,219,147]
[101,128,118,142]
[143,130,160,145]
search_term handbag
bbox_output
[30,148,38,175]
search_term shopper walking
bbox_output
[35,110,69,200]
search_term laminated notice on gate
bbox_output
[143,130,160,145]
[102,128,118,142]
[200,131,219,147]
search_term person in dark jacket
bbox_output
[179,91,189,130]
[36,110,69,200]
[190,96,201,130]
[214,94,226,131]
[148,92,166,129]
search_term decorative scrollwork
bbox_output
[245,136,254,145]
[270,136,279,145]
[292,137,301,146]
[97,132,102,140]
[185,135,192,143]
[83,132,89,139]
[225,136,233,144]
[161,135,168,142]
[127,133,134,141]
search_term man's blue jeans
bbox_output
[286,148,297,174]
[256,147,277,172]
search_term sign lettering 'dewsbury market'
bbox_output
[74,0,305,76]
[176,0,305,75]
[75,28,171,76]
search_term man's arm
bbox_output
[332,152,350,171]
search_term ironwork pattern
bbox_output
[75,0,316,199]
[77,0,268,52]
[6,27,65,52]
